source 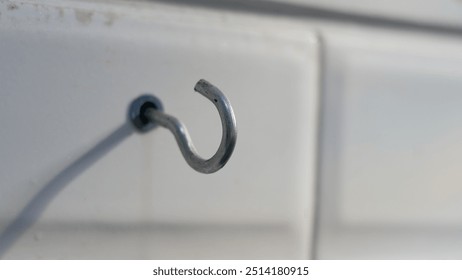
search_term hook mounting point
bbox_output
[129,94,164,133]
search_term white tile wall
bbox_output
[3,0,462,260]
[0,0,319,259]
[263,0,462,28]
[317,30,462,259]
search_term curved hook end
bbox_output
[194,79,211,93]
[194,79,222,102]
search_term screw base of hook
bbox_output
[129,94,164,133]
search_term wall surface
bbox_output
[2,0,462,259]
[0,0,319,259]
[317,28,462,259]
[268,0,462,28]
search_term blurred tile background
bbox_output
[1,0,462,259]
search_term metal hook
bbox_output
[129,79,237,174]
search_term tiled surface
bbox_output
[317,30,462,259]
[261,0,462,28]
[4,0,462,260]
[0,1,319,259]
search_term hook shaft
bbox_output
[133,79,237,174]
